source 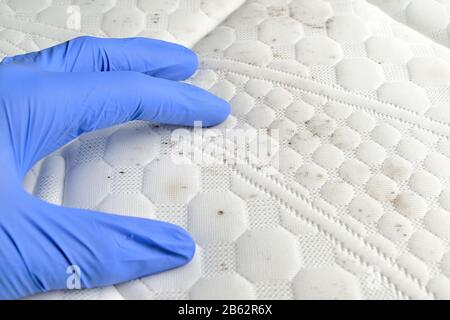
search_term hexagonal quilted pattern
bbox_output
[0,0,246,49]
[6,0,450,300]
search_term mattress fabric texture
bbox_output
[368,0,450,49]
[1,0,450,300]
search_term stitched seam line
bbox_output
[231,163,431,299]
[203,58,450,139]
[185,133,432,298]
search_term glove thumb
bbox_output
[2,192,195,299]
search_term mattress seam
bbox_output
[203,58,450,139]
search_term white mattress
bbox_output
[369,0,450,48]
[2,0,450,300]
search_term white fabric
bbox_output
[0,0,245,51]
[369,0,450,48]
[1,0,450,300]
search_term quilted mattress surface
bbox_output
[1,0,450,300]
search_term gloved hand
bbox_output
[0,36,230,299]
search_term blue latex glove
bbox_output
[0,36,230,299]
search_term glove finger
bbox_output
[1,36,198,80]
[44,70,230,130]
[2,195,195,298]
[11,69,229,170]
